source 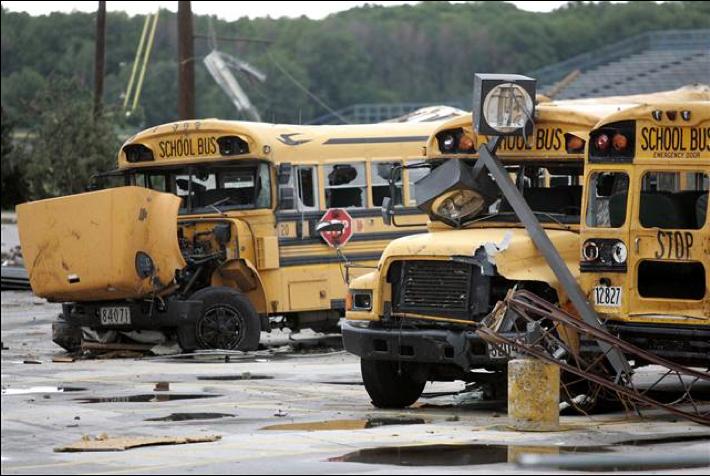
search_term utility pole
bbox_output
[93,0,106,119]
[178,1,195,120]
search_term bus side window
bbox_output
[324,163,366,208]
[296,166,318,210]
[586,172,629,228]
[639,171,708,230]
[147,174,167,192]
[371,161,403,207]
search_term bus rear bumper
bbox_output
[59,300,202,348]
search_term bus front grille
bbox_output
[391,260,477,320]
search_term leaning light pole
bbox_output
[470,73,631,379]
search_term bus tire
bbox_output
[183,287,261,352]
[52,317,82,353]
[361,359,426,408]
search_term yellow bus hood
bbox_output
[380,227,580,285]
[17,187,186,301]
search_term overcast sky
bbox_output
[3,1,577,20]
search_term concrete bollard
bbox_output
[508,358,560,431]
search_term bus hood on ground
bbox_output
[17,187,186,302]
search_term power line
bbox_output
[267,52,350,124]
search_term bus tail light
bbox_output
[581,239,628,272]
[565,134,585,153]
[612,133,628,152]
[595,134,610,152]
[681,110,691,121]
[611,241,627,265]
[582,240,599,262]
[345,291,353,311]
[436,128,475,154]
[666,110,677,121]
[589,120,635,163]
[441,133,456,152]
[458,135,475,151]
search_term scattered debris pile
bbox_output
[1,246,29,290]
[54,433,221,452]
[478,290,710,425]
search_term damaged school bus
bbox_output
[342,102,609,407]
[342,89,709,409]
[17,119,443,351]
[580,101,709,366]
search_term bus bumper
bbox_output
[342,320,513,372]
[59,300,202,348]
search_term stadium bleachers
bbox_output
[537,30,710,99]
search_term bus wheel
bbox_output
[361,359,426,408]
[184,287,261,351]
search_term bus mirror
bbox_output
[381,197,393,226]
[278,163,293,185]
[279,186,295,209]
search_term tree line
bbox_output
[1,1,709,206]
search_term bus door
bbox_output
[582,168,632,314]
[628,168,709,320]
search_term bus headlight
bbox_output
[348,290,372,311]
[612,241,627,264]
[432,189,486,222]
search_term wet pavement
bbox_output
[2,290,710,474]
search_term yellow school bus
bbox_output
[341,88,708,408]
[580,101,709,366]
[342,102,612,407]
[17,119,445,351]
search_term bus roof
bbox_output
[425,85,710,162]
[591,100,710,165]
[425,101,611,161]
[117,119,449,170]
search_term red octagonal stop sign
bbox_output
[318,208,353,248]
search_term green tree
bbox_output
[24,78,121,199]
[1,107,28,208]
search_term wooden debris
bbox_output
[154,382,170,392]
[54,433,221,452]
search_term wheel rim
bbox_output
[196,304,242,350]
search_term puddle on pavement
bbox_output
[145,412,235,422]
[329,443,611,466]
[2,386,87,395]
[197,374,273,381]
[76,393,220,404]
[262,417,427,431]
[614,434,710,446]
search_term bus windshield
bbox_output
[426,160,583,226]
[129,162,272,214]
